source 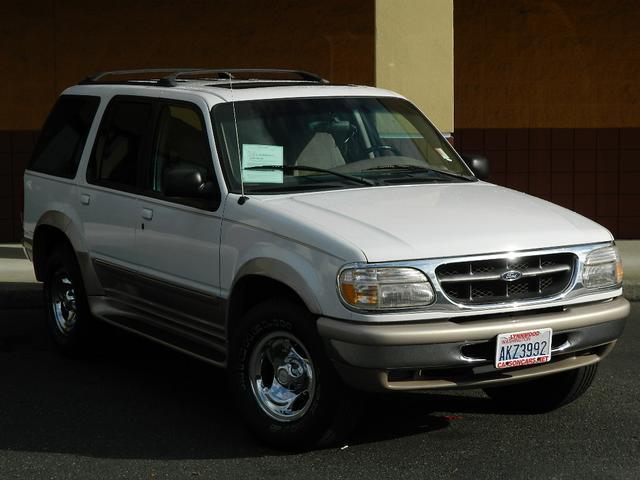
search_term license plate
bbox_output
[495,328,552,369]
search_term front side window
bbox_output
[29,95,100,178]
[151,104,214,192]
[212,97,474,194]
[149,103,220,210]
[87,99,153,189]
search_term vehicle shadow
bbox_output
[0,309,503,459]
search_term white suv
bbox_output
[23,68,630,449]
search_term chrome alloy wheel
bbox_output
[50,270,77,335]
[248,331,316,422]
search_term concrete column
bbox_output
[375,0,454,133]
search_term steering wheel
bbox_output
[364,144,401,155]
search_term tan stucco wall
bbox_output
[375,0,454,132]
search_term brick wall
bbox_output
[0,131,37,242]
[456,128,640,238]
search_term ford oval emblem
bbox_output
[501,270,523,282]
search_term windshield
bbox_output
[212,96,475,193]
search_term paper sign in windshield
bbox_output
[242,144,284,183]
[435,147,453,162]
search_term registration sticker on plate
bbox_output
[495,328,552,369]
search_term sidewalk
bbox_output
[0,244,42,309]
[0,242,639,308]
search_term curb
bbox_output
[0,283,43,309]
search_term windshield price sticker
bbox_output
[495,328,552,369]
[242,144,284,184]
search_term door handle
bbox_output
[141,208,154,221]
[80,193,90,205]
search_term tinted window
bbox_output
[88,99,153,188]
[29,95,100,178]
[147,103,220,210]
[151,104,213,193]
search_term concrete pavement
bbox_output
[0,244,38,283]
[0,244,41,309]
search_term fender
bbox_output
[232,256,323,315]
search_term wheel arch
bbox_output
[32,210,103,295]
[226,258,323,340]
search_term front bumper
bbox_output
[317,296,630,392]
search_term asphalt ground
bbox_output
[0,303,638,480]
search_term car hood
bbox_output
[260,183,612,262]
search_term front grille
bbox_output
[436,253,576,305]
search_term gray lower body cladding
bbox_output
[89,259,227,365]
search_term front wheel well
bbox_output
[226,275,309,339]
[32,225,74,281]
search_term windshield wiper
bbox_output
[364,164,475,182]
[244,165,376,186]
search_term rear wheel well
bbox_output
[227,275,309,340]
[32,225,74,281]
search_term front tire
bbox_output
[43,244,94,355]
[483,364,599,412]
[229,299,358,450]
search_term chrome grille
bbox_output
[436,253,576,305]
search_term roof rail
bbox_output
[79,68,329,86]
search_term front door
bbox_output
[134,99,226,359]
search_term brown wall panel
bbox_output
[455,0,640,129]
[0,2,57,131]
[1,0,375,131]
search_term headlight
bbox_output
[338,267,435,310]
[582,245,623,289]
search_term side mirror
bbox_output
[461,154,491,181]
[163,163,214,198]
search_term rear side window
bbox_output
[28,95,100,178]
[87,98,153,189]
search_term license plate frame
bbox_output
[495,328,552,369]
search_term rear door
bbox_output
[79,96,153,280]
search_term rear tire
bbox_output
[483,364,599,413]
[43,244,94,355]
[229,299,359,450]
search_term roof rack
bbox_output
[79,68,329,87]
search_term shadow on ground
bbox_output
[0,309,500,460]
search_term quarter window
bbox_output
[29,95,100,178]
